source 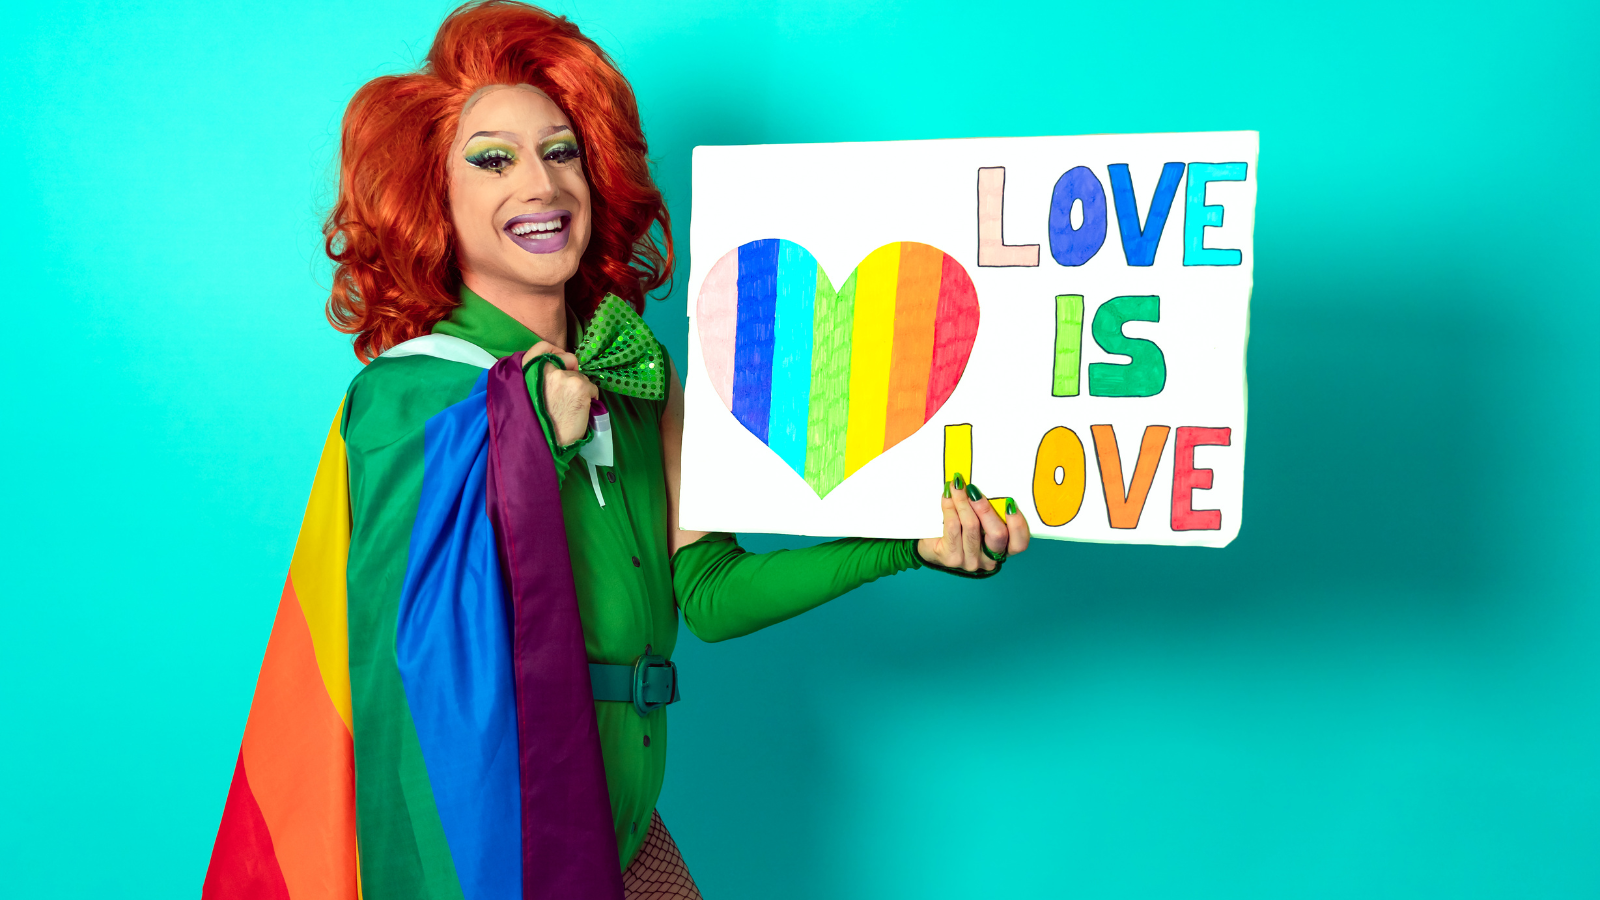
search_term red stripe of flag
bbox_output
[204,752,292,900]
[924,253,980,418]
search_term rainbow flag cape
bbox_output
[205,347,621,900]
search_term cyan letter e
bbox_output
[1183,162,1247,266]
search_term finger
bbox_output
[938,492,961,566]
[968,485,1010,554]
[948,481,984,571]
[525,342,579,372]
[550,370,599,405]
[1006,502,1032,556]
[522,341,557,368]
[550,366,594,384]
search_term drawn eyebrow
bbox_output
[466,130,521,143]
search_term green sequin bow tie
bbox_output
[571,294,667,400]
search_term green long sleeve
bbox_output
[671,532,923,643]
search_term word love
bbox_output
[976,162,1249,268]
[1032,423,1232,532]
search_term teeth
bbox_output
[510,218,564,236]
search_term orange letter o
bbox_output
[1032,426,1086,527]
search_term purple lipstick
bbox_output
[504,210,570,254]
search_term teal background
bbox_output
[4,0,1597,896]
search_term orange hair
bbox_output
[324,0,673,361]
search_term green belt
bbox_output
[589,654,680,717]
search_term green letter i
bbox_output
[1052,294,1083,397]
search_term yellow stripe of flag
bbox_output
[844,243,901,475]
[286,406,354,732]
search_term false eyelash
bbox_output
[465,147,515,171]
[542,142,582,164]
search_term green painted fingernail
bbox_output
[966,483,982,501]
[942,481,951,498]
[1005,497,1018,515]
[953,472,965,490]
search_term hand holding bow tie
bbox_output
[523,294,666,445]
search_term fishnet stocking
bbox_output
[622,809,702,900]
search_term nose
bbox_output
[516,156,560,206]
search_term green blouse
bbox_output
[352,286,922,872]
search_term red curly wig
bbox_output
[325,0,673,361]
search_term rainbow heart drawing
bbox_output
[697,239,980,498]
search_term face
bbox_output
[448,84,591,296]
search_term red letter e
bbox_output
[1171,426,1231,531]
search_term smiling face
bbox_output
[448,84,591,300]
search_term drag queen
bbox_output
[204,3,1028,898]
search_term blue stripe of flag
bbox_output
[731,239,779,443]
[766,240,815,474]
[396,370,521,900]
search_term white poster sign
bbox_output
[680,131,1256,547]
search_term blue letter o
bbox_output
[1048,166,1108,267]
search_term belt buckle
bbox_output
[631,653,676,717]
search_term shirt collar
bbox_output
[433,285,583,358]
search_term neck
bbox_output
[461,272,569,349]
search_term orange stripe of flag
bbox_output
[883,242,943,449]
[239,576,359,900]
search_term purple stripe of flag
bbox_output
[485,357,623,900]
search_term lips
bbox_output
[504,210,570,254]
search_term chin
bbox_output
[508,257,581,291]
[489,259,579,294]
